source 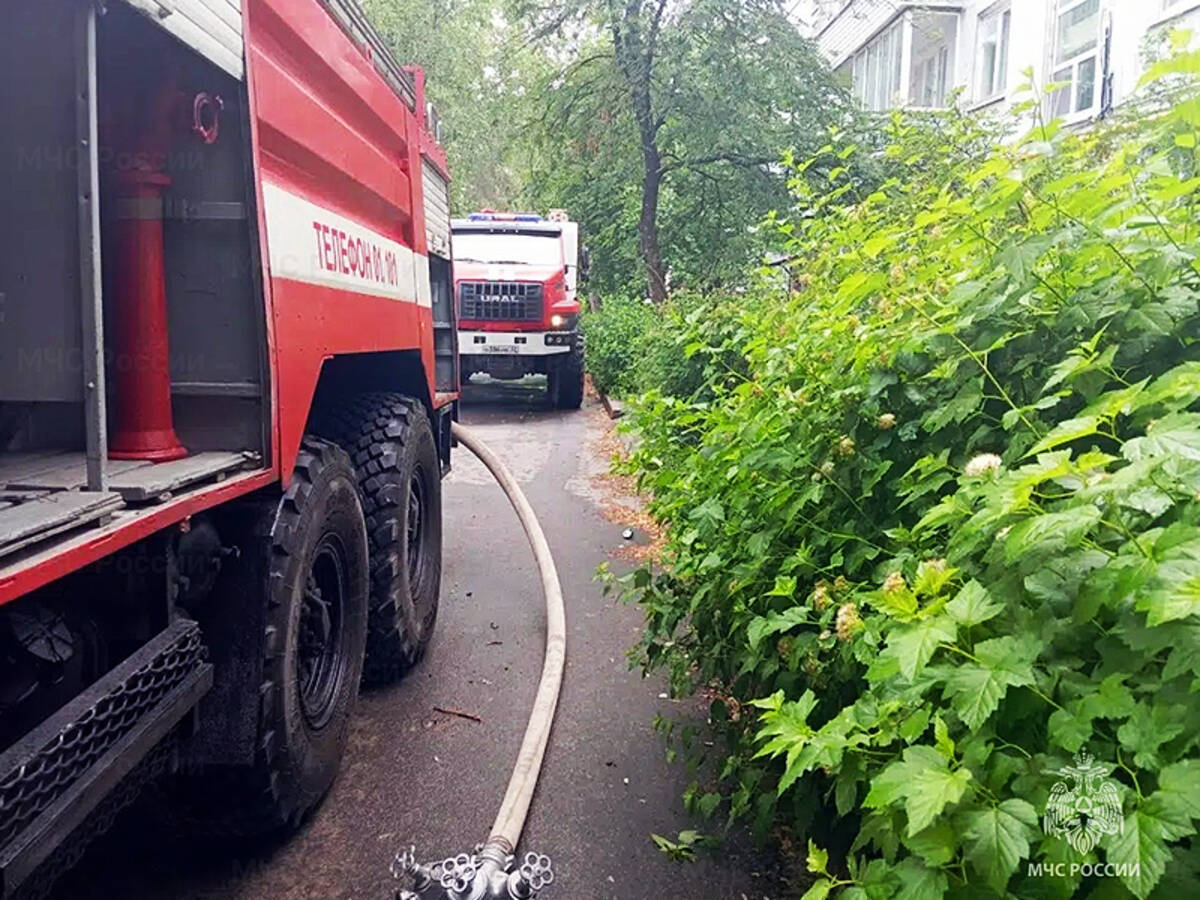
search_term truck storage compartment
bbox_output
[0,1,266,563]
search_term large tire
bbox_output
[162,437,369,836]
[316,393,442,685]
[548,336,584,410]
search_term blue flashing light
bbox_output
[466,212,544,222]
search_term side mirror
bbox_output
[581,247,592,282]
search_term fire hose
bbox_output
[391,422,566,900]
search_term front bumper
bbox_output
[458,330,573,356]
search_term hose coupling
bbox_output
[392,846,435,896]
[507,852,555,898]
[391,845,554,899]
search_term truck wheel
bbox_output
[549,337,585,410]
[317,393,442,685]
[161,437,369,835]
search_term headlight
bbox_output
[550,314,564,328]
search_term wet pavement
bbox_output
[48,379,778,900]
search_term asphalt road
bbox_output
[49,380,778,900]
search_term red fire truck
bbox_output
[452,212,587,409]
[0,1,456,895]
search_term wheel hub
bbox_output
[406,470,426,585]
[297,536,346,728]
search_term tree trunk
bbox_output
[610,0,670,303]
[639,141,667,303]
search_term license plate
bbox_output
[480,343,520,354]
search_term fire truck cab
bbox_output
[0,1,456,895]
[452,212,587,409]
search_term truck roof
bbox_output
[451,219,564,235]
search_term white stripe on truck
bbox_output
[261,181,431,307]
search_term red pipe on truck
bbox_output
[107,77,188,461]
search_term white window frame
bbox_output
[1049,0,1103,122]
[906,10,958,110]
[912,44,951,108]
[975,3,1011,103]
[849,19,904,112]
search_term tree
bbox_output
[364,0,547,213]
[515,0,861,300]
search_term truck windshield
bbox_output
[453,232,563,268]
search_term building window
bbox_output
[1050,0,1101,118]
[908,11,959,109]
[976,5,1011,100]
[849,20,903,111]
[913,47,950,107]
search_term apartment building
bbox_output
[798,0,1200,120]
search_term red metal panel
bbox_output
[247,0,434,480]
[271,279,434,487]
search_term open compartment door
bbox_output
[119,0,245,80]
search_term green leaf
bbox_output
[747,606,810,650]
[903,822,957,866]
[800,880,832,900]
[933,715,955,759]
[998,237,1050,284]
[1107,808,1173,899]
[872,586,920,619]
[688,496,726,527]
[946,580,1003,627]
[1048,707,1093,753]
[1123,412,1200,462]
[883,616,957,681]
[1027,415,1102,455]
[1003,506,1103,563]
[891,856,948,900]
[913,559,957,598]
[864,746,937,809]
[1137,361,1200,413]
[1141,538,1200,626]
[963,799,1038,892]
[943,664,1009,731]
[906,766,972,834]
[899,706,931,742]
[940,635,1039,730]
[866,745,972,836]
[1157,759,1200,821]
[1117,701,1186,769]
[806,839,829,875]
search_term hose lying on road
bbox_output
[451,422,567,861]
[392,423,567,898]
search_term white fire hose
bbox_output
[392,422,566,899]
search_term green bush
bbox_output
[583,291,718,399]
[615,57,1200,900]
[581,294,654,397]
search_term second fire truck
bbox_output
[452,213,588,409]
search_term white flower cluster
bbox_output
[964,453,1003,477]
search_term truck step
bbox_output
[0,492,124,561]
[0,619,212,899]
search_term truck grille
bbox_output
[459,282,543,322]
